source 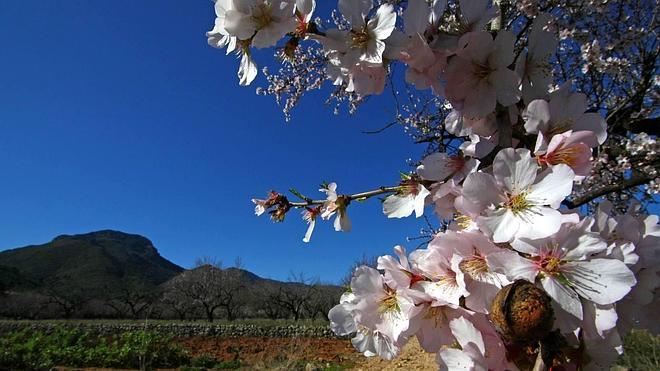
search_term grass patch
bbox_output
[616,329,660,370]
[0,326,189,370]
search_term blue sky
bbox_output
[2,1,656,284]
[0,0,427,283]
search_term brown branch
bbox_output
[563,172,653,209]
[288,186,401,207]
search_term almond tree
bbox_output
[207,0,659,369]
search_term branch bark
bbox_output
[563,172,653,209]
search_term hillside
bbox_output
[0,230,184,295]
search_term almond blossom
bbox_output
[488,219,637,321]
[301,206,321,242]
[223,0,297,49]
[416,152,479,183]
[515,12,558,103]
[436,317,488,371]
[535,130,598,179]
[462,148,575,243]
[432,231,510,313]
[321,1,396,66]
[319,182,351,232]
[382,176,430,219]
[444,31,521,118]
[523,83,608,144]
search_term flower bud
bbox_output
[490,280,554,344]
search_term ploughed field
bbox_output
[0,320,657,370]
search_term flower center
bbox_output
[505,192,531,214]
[378,292,400,314]
[454,214,473,230]
[399,179,421,196]
[537,256,563,275]
[252,4,274,29]
[539,145,584,168]
[350,27,371,49]
[474,63,493,80]
[459,255,489,280]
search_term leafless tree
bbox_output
[104,281,156,319]
[41,275,92,319]
[268,272,319,321]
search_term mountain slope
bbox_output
[0,230,183,294]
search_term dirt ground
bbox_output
[178,336,437,370]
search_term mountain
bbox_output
[0,230,184,295]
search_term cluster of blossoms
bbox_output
[209,1,659,370]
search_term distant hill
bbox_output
[0,230,184,296]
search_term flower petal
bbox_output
[563,259,636,305]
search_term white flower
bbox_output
[224,0,297,48]
[237,47,258,86]
[383,177,430,218]
[488,219,637,320]
[436,317,488,371]
[416,153,479,183]
[319,182,352,232]
[207,0,238,55]
[445,31,521,118]
[523,82,608,144]
[515,13,558,103]
[320,1,397,65]
[301,206,321,243]
[462,148,575,243]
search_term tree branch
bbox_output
[563,172,653,209]
[288,186,401,207]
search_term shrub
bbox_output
[0,326,189,370]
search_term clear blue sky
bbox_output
[2,2,656,284]
[0,0,427,283]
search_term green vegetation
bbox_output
[616,329,660,370]
[0,327,189,370]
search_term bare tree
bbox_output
[268,272,319,321]
[104,281,156,319]
[41,275,92,319]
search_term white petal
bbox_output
[563,259,636,305]
[383,194,415,218]
[541,275,583,320]
[479,208,521,243]
[295,0,315,19]
[350,266,384,296]
[403,0,430,35]
[488,30,515,68]
[363,39,386,64]
[462,172,502,210]
[462,79,497,118]
[238,52,258,86]
[328,303,357,335]
[252,18,297,48]
[224,10,257,40]
[523,99,551,134]
[514,206,563,240]
[369,4,396,40]
[489,68,521,106]
[339,0,372,28]
[528,164,575,206]
[302,219,315,243]
[487,250,538,282]
[449,316,485,355]
[437,348,481,371]
[493,148,537,194]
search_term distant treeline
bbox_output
[0,264,342,322]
